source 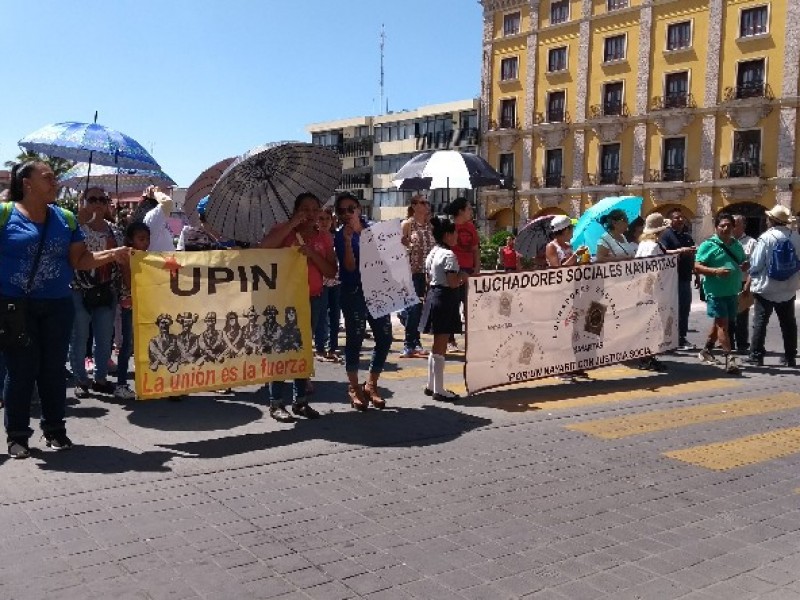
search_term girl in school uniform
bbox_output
[422,217,469,402]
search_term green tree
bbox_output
[4,151,74,178]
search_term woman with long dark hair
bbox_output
[0,162,130,458]
[333,192,393,411]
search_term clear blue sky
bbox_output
[1,0,483,187]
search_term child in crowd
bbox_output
[115,222,151,400]
[422,217,469,402]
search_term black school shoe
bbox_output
[92,380,116,395]
[269,406,295,423]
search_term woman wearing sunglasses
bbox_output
[71,188,125,399]
[333,192,393,411]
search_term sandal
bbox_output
[363,382,385,410]
[348,384,367,411]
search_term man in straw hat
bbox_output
[745,205,800,367]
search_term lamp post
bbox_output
[505,175,517,234]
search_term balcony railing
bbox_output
[340,136,373,157]
[543,174,565,188]
[534,109,571,124]
[720,162,765,178]
[489,118,520,130]
[607,0,628,10]
[589,102,629,118]
[723,82,774,101]
[587,171,624,185]
[649,168,688,182]
[340,172,372,188]
[650,93,696,111]
[455,127,479,146]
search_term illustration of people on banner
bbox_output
[131,249,312,399]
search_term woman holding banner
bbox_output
[333,192,393,411]
[260,193,337,422]
[422,217,468,401]
[545,215,589,267]
[596,209,637,263]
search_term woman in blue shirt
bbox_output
[1,161,131,459]
[333,192,392,411]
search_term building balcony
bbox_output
[587,103,629,142]
[589,102,629,119]
[724,82,774,102]
[340,136,373,157]
[415,131,454,151]
[454,127,479,147]
[534,109,571,125]
[720,161,765,179]
[718,162,767,201]
[649,168,688,183]
[586,171,624,186]
[721,83,774,128]
[650,93,696,111]
[533,174,567,189]
[340,171,372,189]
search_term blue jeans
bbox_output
[269,295,324,408]
[314,285,341,353]
[70,290,117,383]
[678,279,692,342]
[403,273,427,350]
[3,296,74,442]
[340,284,393,375]
[117,307,133,386]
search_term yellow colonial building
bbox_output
[480,0,800,237]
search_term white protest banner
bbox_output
[465,256,679,393]
[360,219,419,318]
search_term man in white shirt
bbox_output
[745,206,800,367]
[143,189,176,252]
[729,214,757,354]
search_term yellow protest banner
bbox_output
[131,249,312,399]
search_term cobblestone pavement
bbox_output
[1,302,800,599]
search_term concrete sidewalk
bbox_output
[1,304,799,599]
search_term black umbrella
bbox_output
[207,142,342,244]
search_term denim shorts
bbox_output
[706,294,738,320]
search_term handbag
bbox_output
[738,289,754,313]
[81,281,114,310]
[80,224,117,311]
[0,208,50,349]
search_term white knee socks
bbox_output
[431,353,445,394]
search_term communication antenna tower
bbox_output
[380,24,386,114]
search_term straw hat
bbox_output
[550,214,572,233]
[642,212,670,235]
[765,205,793,225]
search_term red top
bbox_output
[453,221,479,271]
[499,246,518,269]
[274,227,333,297]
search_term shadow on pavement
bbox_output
[464,360,748,413]
[158,404,492,460]
[125,394,266,432]
[35,445,175,473]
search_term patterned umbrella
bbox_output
[184,157,235,226]
[19,120,159,171]
[516,215,555,259]
[58,163,175,193]
[207,141,342,244]
[392,150,504,190]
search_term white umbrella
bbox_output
[392,150,504,190]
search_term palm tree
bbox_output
[4,151,74,178]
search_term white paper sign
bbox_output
[465,256,679,394]
[360,219,419,318]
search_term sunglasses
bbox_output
[86,196,109,204]
[337,205,358,215]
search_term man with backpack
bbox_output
[746,205,800,367]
